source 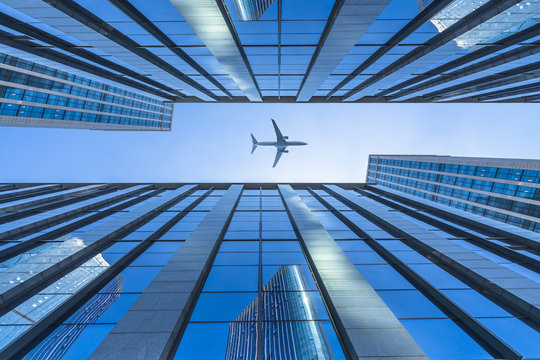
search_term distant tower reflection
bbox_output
[225,265,334,360]
[24,250,122,360]
[232,0,275,21]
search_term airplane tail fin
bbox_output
[251,134,257,154]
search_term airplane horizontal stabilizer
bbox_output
[251,134,257,154]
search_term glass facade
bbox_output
[233,0,275,21]
[0,0,538,103]
[0,53,173,130]
[0,183,538,359]
[367,155,540,232]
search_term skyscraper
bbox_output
[367,155,540,232]
[0,53,173,130]
[225,265,333,359]
[0,0,538,113]
[233,0,275,21]
[0,182,538,359]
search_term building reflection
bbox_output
[232,0,275,21]
[225,265,334,360]
[23,251,121,360]
[418,0,540,50]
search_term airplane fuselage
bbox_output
[256,141,307,147]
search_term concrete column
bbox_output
[369,184,540,250]
[90,184,243,360]
[326,184,540,326]
[278,184,427,360]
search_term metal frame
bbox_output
[342,0,522,101]
[108,0,233,98]
[311,188,521,360]
[0,12,183,99]
[42,0,218,101]
[326,0,454,98]
[375,21,540,99]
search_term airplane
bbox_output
[251,119,308,167]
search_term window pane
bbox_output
[400,319,492,359]
[203,266,258,292]
[191,292,258,321]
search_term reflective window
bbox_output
[377,290,445,319]
[356,264,415,290]
[203,266,259,291]
[400,319,492,359]
[478,318,540,358]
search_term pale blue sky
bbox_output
[0,103,539,183]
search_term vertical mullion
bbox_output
[256,187,263,360]
[277,0,282,99]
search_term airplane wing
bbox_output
[273,148,285,168]
[271,119,285,142]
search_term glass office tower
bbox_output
[224,265,333,359]
[233,0,275,21]
[0,0,539,105]
[0,53,173,130]
[0,182,538,360]
[367,155,540,232]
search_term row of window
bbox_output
[0,53,164,105]
[372,158,540,183]
[376,179,540,233]
[374,165,540,199]
[0,88,166,121]
[0,103,167,128]
[0,68,166,113]
[375,173,540,220]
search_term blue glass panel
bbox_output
[355,265,415,290]
[345,251,386,265]
[262,292,329,320]
[400,319,492,359]
[213,252,259,265]
[262,252,306,265]
[220,241,259,252]
[262,265,317,291]
[328,230,359,239]
[130,252,174,266]
[409,264,469,289]
[392,251,431,264]
[225,231,259,239]
[103,242,138,253]
[262,241,302,252]
[98,266,162,293]
[336,240,371,251]
[377,290,446,319]
[204,266,258,292]
[190,292,258,321]
[159,231,191,240]
[174,323,231,360]
[122,231,152,241]
[147,241,183,253]
[261,231,296,239]
[478,318,540,358]
[64,293,139,325]
[23,324,114,360]
[322,321,347,360]
[441,290,512,318]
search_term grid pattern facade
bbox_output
[367,155,540,232]
[0,0,539,103]
[0,183,538,360]
[233,0,275,21]
[0,53,173,130]
[224,265,333,359]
